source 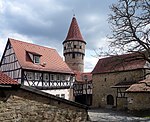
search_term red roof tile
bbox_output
[126,78,150,92]
[74,71,92,83]
[0,71,18,85]
[92,53,146,74]
[9,38,74,74]
[64,17,85,43]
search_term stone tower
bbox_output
[63,16,86,72]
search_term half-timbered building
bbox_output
[73,72,92,105]
[0,38,74,100]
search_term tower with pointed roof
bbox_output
[63,16,86,72]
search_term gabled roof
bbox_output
[92,53,146,74]
[0,71,18,85]
[8,38,74,74]
[63,17,85,43]
[126,78,150,93]
[74,71,92,83]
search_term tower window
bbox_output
[82,55,84,59]
[68,43,71,48]
[72,53,75,58]
[80,46,82,49]
[74,45,76,48]
[64,47,66,50]
[124,78,127,81]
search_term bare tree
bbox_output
[102,0,150,62]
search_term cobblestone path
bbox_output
[88,109,150,122]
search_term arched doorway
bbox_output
[107,95,114,105]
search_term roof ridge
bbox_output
[9,38,56,51]
[98,52,144,61]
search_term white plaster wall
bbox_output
[42,89,70,100]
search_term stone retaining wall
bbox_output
[0,86,88,122]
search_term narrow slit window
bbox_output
[72,53,75,58]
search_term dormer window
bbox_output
[34,55,40,64]
[26,51,41,64]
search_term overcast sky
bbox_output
[0,0,117,72]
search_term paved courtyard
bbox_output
[88,108,150,122]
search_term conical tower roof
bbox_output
[64,17,85,43]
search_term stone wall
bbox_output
[92,69,145,108]
[64,53,84,72]
[0,86,88,122]
[127,93,150,111]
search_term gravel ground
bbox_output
[88,108,150,122]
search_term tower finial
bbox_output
[72,9,75,17]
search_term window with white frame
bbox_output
[35,72,41,80]
[43,73,49,81]
[34,55,40,64]
[62,75,66,81]
[56,74,60,81]
[26,72,33,80]
[50,74,55,81]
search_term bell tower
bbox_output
[63,16,86,72]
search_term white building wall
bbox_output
[42,89,70,100]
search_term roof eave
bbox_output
[62,39,86,45]
[22,67,74,74]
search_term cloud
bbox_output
[0,0,117,71]
[0,0,113,48]
[0,30,33,58]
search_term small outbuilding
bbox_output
[126,78,150,111]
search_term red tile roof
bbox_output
[74,71,92,83]
[0,71,18,85]
[126,78,150,92]
[64,17,85,43]
[9,38,74,74]
[92,53,146,74]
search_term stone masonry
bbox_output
[92,69,145,108]
[0,86,88,122]
[127,93,150,111]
